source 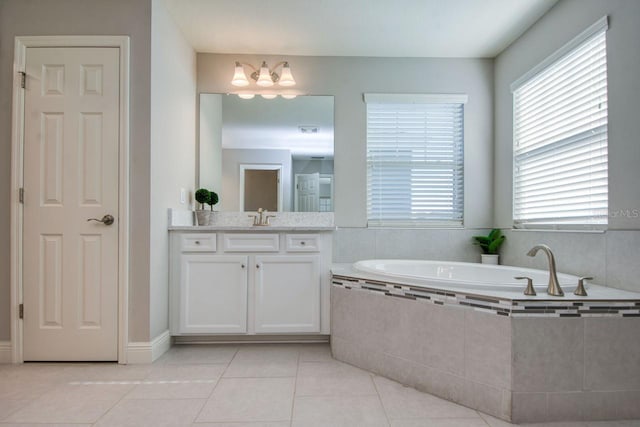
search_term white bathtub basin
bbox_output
[353,259,582,293]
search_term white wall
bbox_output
[199,94,223,193]
[222,149,292,212]
[150,0,196,339]
[0,0,152,342]
[493,0,640,291]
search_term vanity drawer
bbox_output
[285,234,320,252]
[223,233,279,252]
[180,233,217,252]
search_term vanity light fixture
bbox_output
[231,61,296,88]
[232,92,299,100]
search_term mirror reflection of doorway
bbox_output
[295,173,333,212]
[240,164,282,211]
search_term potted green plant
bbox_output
[195,188,212,226]
[472,229,506,264]
[206,190,219,211]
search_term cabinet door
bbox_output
[180,255,248,334]
[254,255,320,333]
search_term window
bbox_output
[512,17,608,228]
[366,94,466,227]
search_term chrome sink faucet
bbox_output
[527,244,564,296]
[249,208,276,226]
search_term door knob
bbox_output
[87,214,115,226]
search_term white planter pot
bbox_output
[195,210,211,226]
[481,254,499,265]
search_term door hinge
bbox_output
[19,304,24,319]
[19,188,24,204]
[19,71,26,89]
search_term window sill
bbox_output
[510,228,606,234]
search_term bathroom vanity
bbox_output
[168,216,334,340]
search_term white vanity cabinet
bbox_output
[179,254,248,334]
[254,255,320,333]
[170,230,332,337]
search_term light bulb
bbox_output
[281,94,297,100]
[238,93,255,99]
[278,62,296,87]
[231,62,250,87]
[256,61,274,87]
[261,93,277,100]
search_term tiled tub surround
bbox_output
[331,268,640,423]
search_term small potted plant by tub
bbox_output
[472,229,505,264]
[195,188,212,226]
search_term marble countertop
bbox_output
[168,209,335,231]
[169,225,336,231]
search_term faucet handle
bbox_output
[248,214,258,226]
[515,276,536,296]
[574,276,592,297]
[265,214,276,225]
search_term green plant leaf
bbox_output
[488,235,506,254]
[195,188,211,206]
[473,236,490,244]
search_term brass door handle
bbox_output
[87,214,115,226]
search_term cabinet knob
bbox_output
[256,264,260,269]
[241,264,245,269]
[194,241,200,245]
[300,241,306,245]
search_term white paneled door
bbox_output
[295,173,320,212]
[22,47,120,361]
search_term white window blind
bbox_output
[512,18,608,228]
[366,94,466,227]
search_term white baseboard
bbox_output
[0,341,12,363]
[126,330,171,364]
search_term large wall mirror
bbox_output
[199,94,334,212]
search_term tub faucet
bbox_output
[526,244,564,296]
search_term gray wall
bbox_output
[0,0,152,341]
[494,0,640,291]
[199,94,223,192]
[149,0,196,340]
[198,54,495,264]
[197,54,495,229]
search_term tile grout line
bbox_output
[218,346,240,379]
[85,372,143,425]
[191,346,239,423]
[289,348,302,427]
[477,410,495,426]
[371,374,392,427]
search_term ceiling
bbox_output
[166,0,558,58]
[217,94,334,157]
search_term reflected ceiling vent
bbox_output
[311,156,325,160]
[298,125,319,134]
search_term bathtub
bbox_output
[353,259,581,293]
[331,259,640,423]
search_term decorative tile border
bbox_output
[332,274,640,318]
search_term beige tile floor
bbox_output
[0,343,639,427]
